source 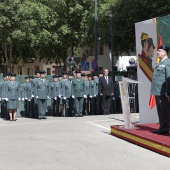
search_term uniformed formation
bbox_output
[0,70,110,120]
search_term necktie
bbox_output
[106,76,108,84]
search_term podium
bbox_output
[119,77,141,129]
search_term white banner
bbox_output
[135,18,158,123]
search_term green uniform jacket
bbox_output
[150,58,170,96]
[72,78,85,97]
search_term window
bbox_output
[47,68,51,75]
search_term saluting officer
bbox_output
[7,73,20,121]
[72,71,85,117]
[35,70,50,119]
[50,75,60,116]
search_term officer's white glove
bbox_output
[72,95,75,98]
[54,97,57,100]
[6,98,9,101]
[94,95,96,97]
[47,96,50,99]
[36,96,38,99]
[2,98,5,100]
[59,95,61,98]
[89,96,92,98]
[64,97,66,100]
[25,97,28,100]
[18,98,21,101]
[28,99,31,101]
[84,95,87,98]
[22,98,24,101]
[0,98,1,101]
[31,95,34,97]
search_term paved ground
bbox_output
[0,114,169,170]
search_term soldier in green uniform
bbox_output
[88,74,96,115]
[35,70,50,119]
[98,71,103,114]
[1,73,10,119]
[93,72,99,115]
[21,76,30,117]
[31,70,41,118]
[6,73,20,121]
[83,74,90,115]
[72,71,85,117]
[50,75,60,116]
[150,46,170,135]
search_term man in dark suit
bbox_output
[99,69,114,115]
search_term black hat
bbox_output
[93,72,98,76]
[10,73,16,77]
[35,70,40,74]
[87,74,92,77]
[99,71,103,74]
[58,75,62,77]
[53,75,58,78]
[159,46,170,53]
[62,71,67,75]
[40,70,46,74]
[29,76,34,79]
[68,73,74,76]
[24,76,29,79]
[3,73,7,77]
[7,73,11,76]
[75,71,81,74]
[81,73,85,77]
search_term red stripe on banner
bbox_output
[52,71,55,74]
[52,65,56,68]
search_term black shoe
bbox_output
[43,117,47,119]
[13,119,17,121]
[152,130,169,135]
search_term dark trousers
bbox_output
[155,95,170,131]
[83,97,89,115]
[34,98,38,119]
[89,97,95,115]
[30,98,35,118]
[38,99,47,118]
[102,95,111,114]
[1,100,8,119]
[51,98,59,116]
[74,97,84,116]
[65,97,74,117]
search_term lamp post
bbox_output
[105,7,114,80]
[94,0,98,62]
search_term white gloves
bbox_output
[18,98,21,101]
[89,96,92,98]
[54,97,57,100]
[22,98,25,101]
[84,95,87,98]
[36,96,38,99]
[94,95,96,97]
[31,95,34,97]
[72,95,75,98]
[59,95,61,98]
[64,97,66,100]
[5,98,9,101]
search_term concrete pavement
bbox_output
[0,114,169,170]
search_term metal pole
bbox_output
[111,6,114,81]
[94,0,98,62]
